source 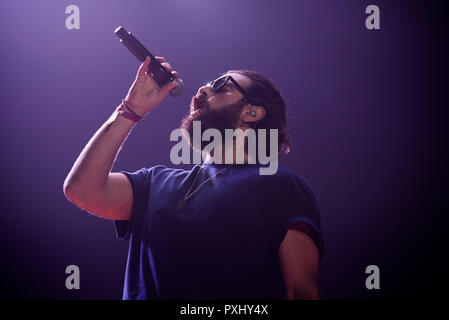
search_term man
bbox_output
[63,56,323,300]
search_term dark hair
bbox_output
[225,69,291,155]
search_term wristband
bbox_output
[118,99,144,123]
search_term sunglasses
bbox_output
[208,75,252,104]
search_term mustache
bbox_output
[191,93,209,111]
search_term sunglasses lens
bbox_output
[212,76,228,91]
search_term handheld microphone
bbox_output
[114,26,184,97]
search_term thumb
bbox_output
[160,80,180,97]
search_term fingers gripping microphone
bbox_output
[114,26,184,97]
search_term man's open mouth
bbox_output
[190,96,205,115]
[194,97,203,109]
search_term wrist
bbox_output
[121,99,146,118]
[117,99,146,123]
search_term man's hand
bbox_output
[124,56,180,117]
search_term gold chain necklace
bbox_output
[176,164,234,210]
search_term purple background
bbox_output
[0,0,446,299]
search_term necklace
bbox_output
[176,164,234,210]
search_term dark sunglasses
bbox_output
[208,75,252,104]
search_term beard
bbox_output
[180,96,247,151]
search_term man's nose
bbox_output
[197,85,212,98]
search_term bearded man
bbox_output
[63,56,323,300]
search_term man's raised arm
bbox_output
[63,56,179,220]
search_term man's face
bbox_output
[180,73,252,148]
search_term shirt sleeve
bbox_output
[273,171,324,260]
[113,167,152,241]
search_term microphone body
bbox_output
[114,26,184,97]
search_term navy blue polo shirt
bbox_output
[114,162,323,300]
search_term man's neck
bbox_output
[203,144,256,165]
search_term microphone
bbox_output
[114,26,184,97]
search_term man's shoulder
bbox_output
[140,164,199,179]
[272,165,310,186]
[272,165,320,207]
[232,163,309,185]
[142,164,190,174]
[268,165,319,199]
[237,164,311,193]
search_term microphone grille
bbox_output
[169,78,184,97]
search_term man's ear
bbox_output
[241,105,265,124]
